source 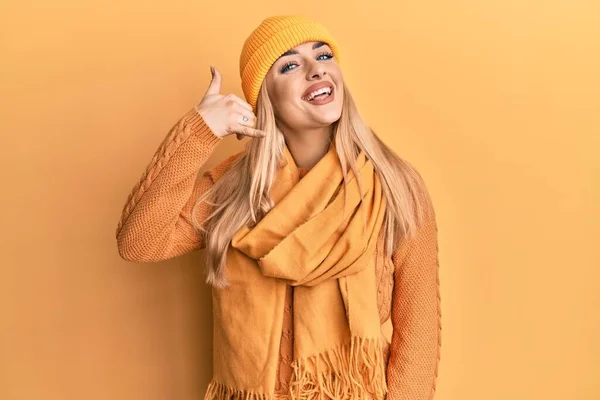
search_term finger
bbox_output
[204,66,222,97]
[236,109,257,127]
[231,124,266,138]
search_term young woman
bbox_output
[116,15,440,400]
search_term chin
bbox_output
[316,112,342,125]
[306,99,342,122]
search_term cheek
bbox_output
[271,83,303,114]
[278,82,301,104]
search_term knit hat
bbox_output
[239,15,342,111]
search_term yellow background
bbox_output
[1,0,598,399]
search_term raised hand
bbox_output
[196,66,266,140]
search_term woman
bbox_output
[116,15,440,400]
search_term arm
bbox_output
[386,182,441,400]
[115,107,222,262]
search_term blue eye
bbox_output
[279,52,334,74]
[280,61,296,73]
[317,52,334,61]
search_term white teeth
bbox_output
[305,87,332,101]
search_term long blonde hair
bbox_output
[193,82,429,288]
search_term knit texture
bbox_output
[116,108,441,400]
[239,15,342,112]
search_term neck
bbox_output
[282,124,334,169]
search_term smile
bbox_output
[304,87,332,101]
[302,83,335,105]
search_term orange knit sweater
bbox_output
[116,107,441,400]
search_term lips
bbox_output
[302,82,334,101]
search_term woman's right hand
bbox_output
[196,66,266,140]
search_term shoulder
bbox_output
[393,156,436,226]
[371,132,435,222]
[390,163,439,264]
[410,164,436,223]
[205,151,245,183]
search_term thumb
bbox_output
[204,66,222,97]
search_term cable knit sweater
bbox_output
[116,107,441,400]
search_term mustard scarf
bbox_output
[204,142,388,400]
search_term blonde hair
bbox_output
[193,82,430,288]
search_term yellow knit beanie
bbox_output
[239,15,342,112]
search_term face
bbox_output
[265,41,344,132]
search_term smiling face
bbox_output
[265,41,344,133]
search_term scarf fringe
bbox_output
[204,336,387,400]
[289,335,388,400]
[204,380,272,400]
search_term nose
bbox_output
[306,58,327,79]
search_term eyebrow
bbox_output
[277,41,327,60]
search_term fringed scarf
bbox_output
[204,142,388,400]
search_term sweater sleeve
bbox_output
[115,107,223,262]
[386,181,441,400]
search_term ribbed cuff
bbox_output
[185,106,223,147]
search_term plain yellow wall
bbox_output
[1,0,598,399]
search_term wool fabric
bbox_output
[239,15,342,111]
[200,141,389,399]
[116,108,441,400]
